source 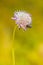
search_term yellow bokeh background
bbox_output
[0,0,43,65]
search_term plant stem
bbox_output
[12,25,17,65]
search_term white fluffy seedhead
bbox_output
[11,11,32,31]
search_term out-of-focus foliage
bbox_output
[0,0,43,65]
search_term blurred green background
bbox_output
[0,0,43,65]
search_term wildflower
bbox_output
[11,11,32,31]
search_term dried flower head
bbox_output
[11,11,32,31]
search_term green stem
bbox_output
[12,25,17,65]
